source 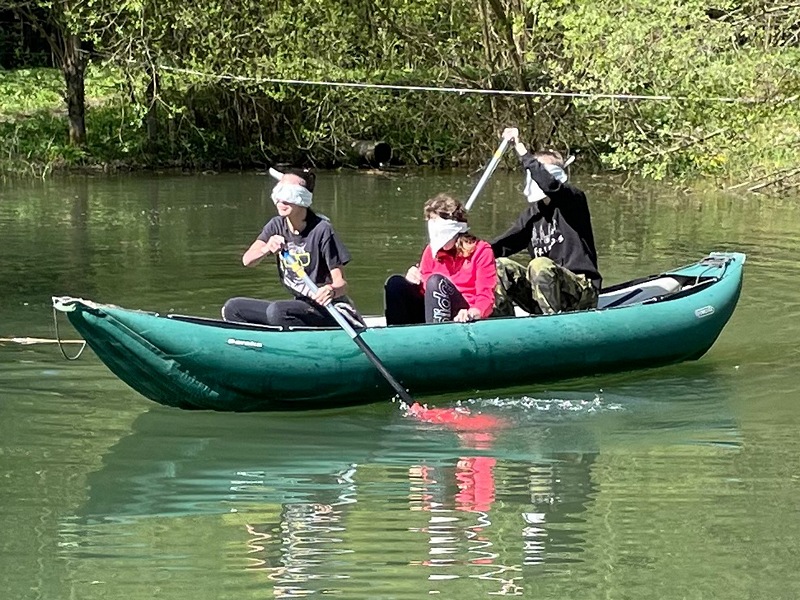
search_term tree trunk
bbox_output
[485,0,535,121]
[61,33,86,146]
[144,68,159,148]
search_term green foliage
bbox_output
[0,0,798,181]
[0,68,62,114]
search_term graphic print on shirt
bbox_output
[530,214,564,258]
[279,242,313,297]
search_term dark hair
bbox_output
[532,149,565,168]
[423,193,478,257]
[284,167,316,192]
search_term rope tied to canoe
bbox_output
[0,297,86,357]
[51,298,87,360]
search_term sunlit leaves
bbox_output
[1,0,798,179]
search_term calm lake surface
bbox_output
[1,170,799,599]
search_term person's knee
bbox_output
[385,274,424,324]
[264,302,286,325]
[426,274,458,299]
[385,274,420,310]
[495,257,516,269]
[385,274,409,295]
[496,257,528,289]
[221,297,245,322]
[426,273,447,288]
[528,256,556,272]
[495,257,520,277]
[527,257,557,284]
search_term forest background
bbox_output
[0,0,798,190]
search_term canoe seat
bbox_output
[597,277,683,309]
[363,315,388,328]
[509,276,684,316]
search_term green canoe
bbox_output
[53,252,745,412]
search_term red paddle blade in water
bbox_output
[406,402,506,432]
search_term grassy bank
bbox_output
[0,67,245,177]
[1,65,798,193]
[0,68,118,176]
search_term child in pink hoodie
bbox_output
[385,193,497,324]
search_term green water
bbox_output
[1,171,799,599]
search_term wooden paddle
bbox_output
[464,137,510,211]
[280,248,414,404]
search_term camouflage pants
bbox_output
[494,257,598,316]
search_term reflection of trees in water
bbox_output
[247,504,347,597]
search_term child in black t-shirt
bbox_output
[222,168,361,328]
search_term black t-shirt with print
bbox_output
[490,153,602,289]
[257,210,351,298]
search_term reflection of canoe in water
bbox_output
[53,252,744,411]
[78,389,738,521]
[76,406,515,520]
[79,410,381,520]
[77,403,593,521]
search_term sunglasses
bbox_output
[428,211,460,220]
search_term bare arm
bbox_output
[242,235,285,267]
[311,266,348,306]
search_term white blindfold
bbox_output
[427,217,469,257]
[269,166,313,207]
[523,161,572,203]
[271,182,313,207]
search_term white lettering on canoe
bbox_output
[695,305,715,318]
[226,338,263,349]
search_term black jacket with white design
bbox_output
[490,152,602,289]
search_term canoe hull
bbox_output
[57,252,744,411]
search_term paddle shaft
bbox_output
[280,249,414,403]
[464,137,510,211]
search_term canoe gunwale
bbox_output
[161,272,723,334]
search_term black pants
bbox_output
[222,296,346,328]
[384,274,469,325]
